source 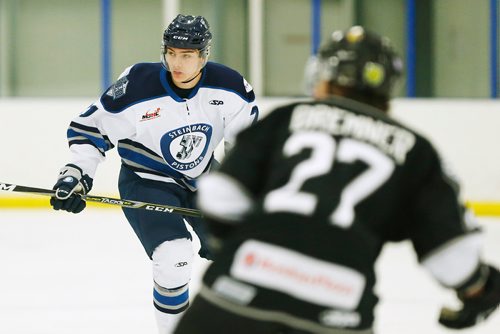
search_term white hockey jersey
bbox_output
[66,62,259,191]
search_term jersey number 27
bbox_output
[263,132,395,228]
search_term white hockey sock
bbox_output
[155,308,184,334]
[151,239,194,334]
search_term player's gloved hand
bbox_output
[50,164,93,213]
[439,265,500,329]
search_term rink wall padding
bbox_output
[1,98,499,215]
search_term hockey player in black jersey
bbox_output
[174,26,500,333]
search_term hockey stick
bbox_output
[0,182,203,217]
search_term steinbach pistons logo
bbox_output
[160,123,212,171]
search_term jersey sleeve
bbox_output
[197,108,287,223]
[220,107,286,194]
[67,67,137,178]
[408,140,483,288]
[222,77,259,154]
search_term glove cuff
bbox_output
[79,174,93,194]
[461,265,500,304]
[58,164,83,180]
[456,264,490,299]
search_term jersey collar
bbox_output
[160,66,206,102]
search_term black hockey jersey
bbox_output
[196,97,479,331]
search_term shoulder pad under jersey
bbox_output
[100,62,168,113]
[201,62,255,103]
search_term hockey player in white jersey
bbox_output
[49,14,259,333]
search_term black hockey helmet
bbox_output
[162,14,212,56]
[316,26,403,98]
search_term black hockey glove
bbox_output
[439,264,500,329]
[50,164,93,214]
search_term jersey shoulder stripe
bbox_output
[201,62,255,102]
[100,62,169,113]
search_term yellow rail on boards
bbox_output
[1,196,500,217]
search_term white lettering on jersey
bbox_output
[319,309,361,328]
[212,275,257,305]
[290,104,416,164]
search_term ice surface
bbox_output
[0,209,498,334]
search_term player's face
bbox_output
[165,47,205,88]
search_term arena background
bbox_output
[0,1,499,333]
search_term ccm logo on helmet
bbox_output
[173,36,189,40]
[209,100,224,105]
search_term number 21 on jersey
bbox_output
[263,132,395,228]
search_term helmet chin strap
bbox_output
[181,70,202,84]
